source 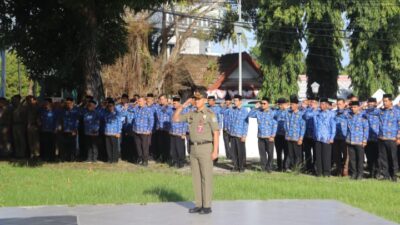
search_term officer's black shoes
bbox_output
[200,208,212,214]
[231,167,239,172]
[392,176,397,182]
[356,175,363,180]
[142,161,148,167]
[189,207,203,213]
[350,175,357,180]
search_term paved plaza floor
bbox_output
[0,200,397,225]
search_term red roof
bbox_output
[208,52,262,90]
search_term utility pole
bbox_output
[237,0,242,96]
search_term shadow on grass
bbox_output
[6,158,44,168]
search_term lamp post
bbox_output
[311,82,320,98]
[236,0,242,95]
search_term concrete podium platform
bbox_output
[0,200,397,225]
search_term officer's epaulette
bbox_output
[206,109,214,114]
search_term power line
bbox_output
[151,9,398,42]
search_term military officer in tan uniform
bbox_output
[173,89,219,215]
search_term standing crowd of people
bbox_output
[0,92,399,181]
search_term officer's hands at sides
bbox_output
[297,139,303,146]
[115,134,121,138]
[362,142,367,147]
[268,137,274,142]
[211,151,218,161]
[240,137,246,142]
[396,139,400,146]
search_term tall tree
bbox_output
[256,0,304,100]
[304,0,344,98]
[3,0,165,100]
[347,0,400,98]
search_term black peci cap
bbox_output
[207,96,216,100]
[290,95,299,104]
[277,98,287,104]
[367,97,377,103]
[172,96,181,102]
[349,101,360,106]
[233,94,243,100]
[225,95,232,101]
[319,97,329,103]
[261,97,270,102]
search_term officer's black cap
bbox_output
[172,96,181,102]
[65,97,74,102]
[349,101,360,106]
[277,98,287,104]
[194,90,208,99]
[44,98,53,103]
[383,94,393,100]
[319,97,329,103]
[261,97,270,102]
[289,95,299,104]
[88,100,97,105]
[367,97,377,103]
[207,95,216,100]
[107,99,115,105]
[233,94,242,100]
[225,95,232,101]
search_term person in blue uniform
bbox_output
[249,97,277,172]
[333,98,349,176]
[346,101,369,180]
[39,98,58,161]
[230,95,249,172]
[222,95,233,159]
[313,98,336,177]
[207,96,223,130]
[83,100,101,163]
[284,95,305,171]
[364,97,380,178]
[274,98,289,171]
[378,94,400,182]
[117,94,131,161]
[154,94,173,163]
[302,96,319,173]
[59,97,80,162]
[146,93,158,160]
[131,96,154,166]
[104,99,123,163]
[169,96,189,168]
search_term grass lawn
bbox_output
[0,160,399,223]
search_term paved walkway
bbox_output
[0,200,397,225]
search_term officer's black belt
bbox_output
[190,140,212,146]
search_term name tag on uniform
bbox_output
[197,124,204,133]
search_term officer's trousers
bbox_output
[365,141,379,177]
[274,135,288,171]
[61,133,77,161]
[348,144,364,178]
[170,134,186,166]
[286,140,302,170]
[85,135,99,162]
[223,130,232,159]
[40,131,55,161]
[13,124,27,158]
[190,143,213,208]
[27,125,40,158]
[332,139,348,176]
[378,140,398,179]
[258,138,274,171]
[314,141,332,176]
[134,133,151,162]
[231,136,246,170]
[105,135,119,163]
[302,137,314,172]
